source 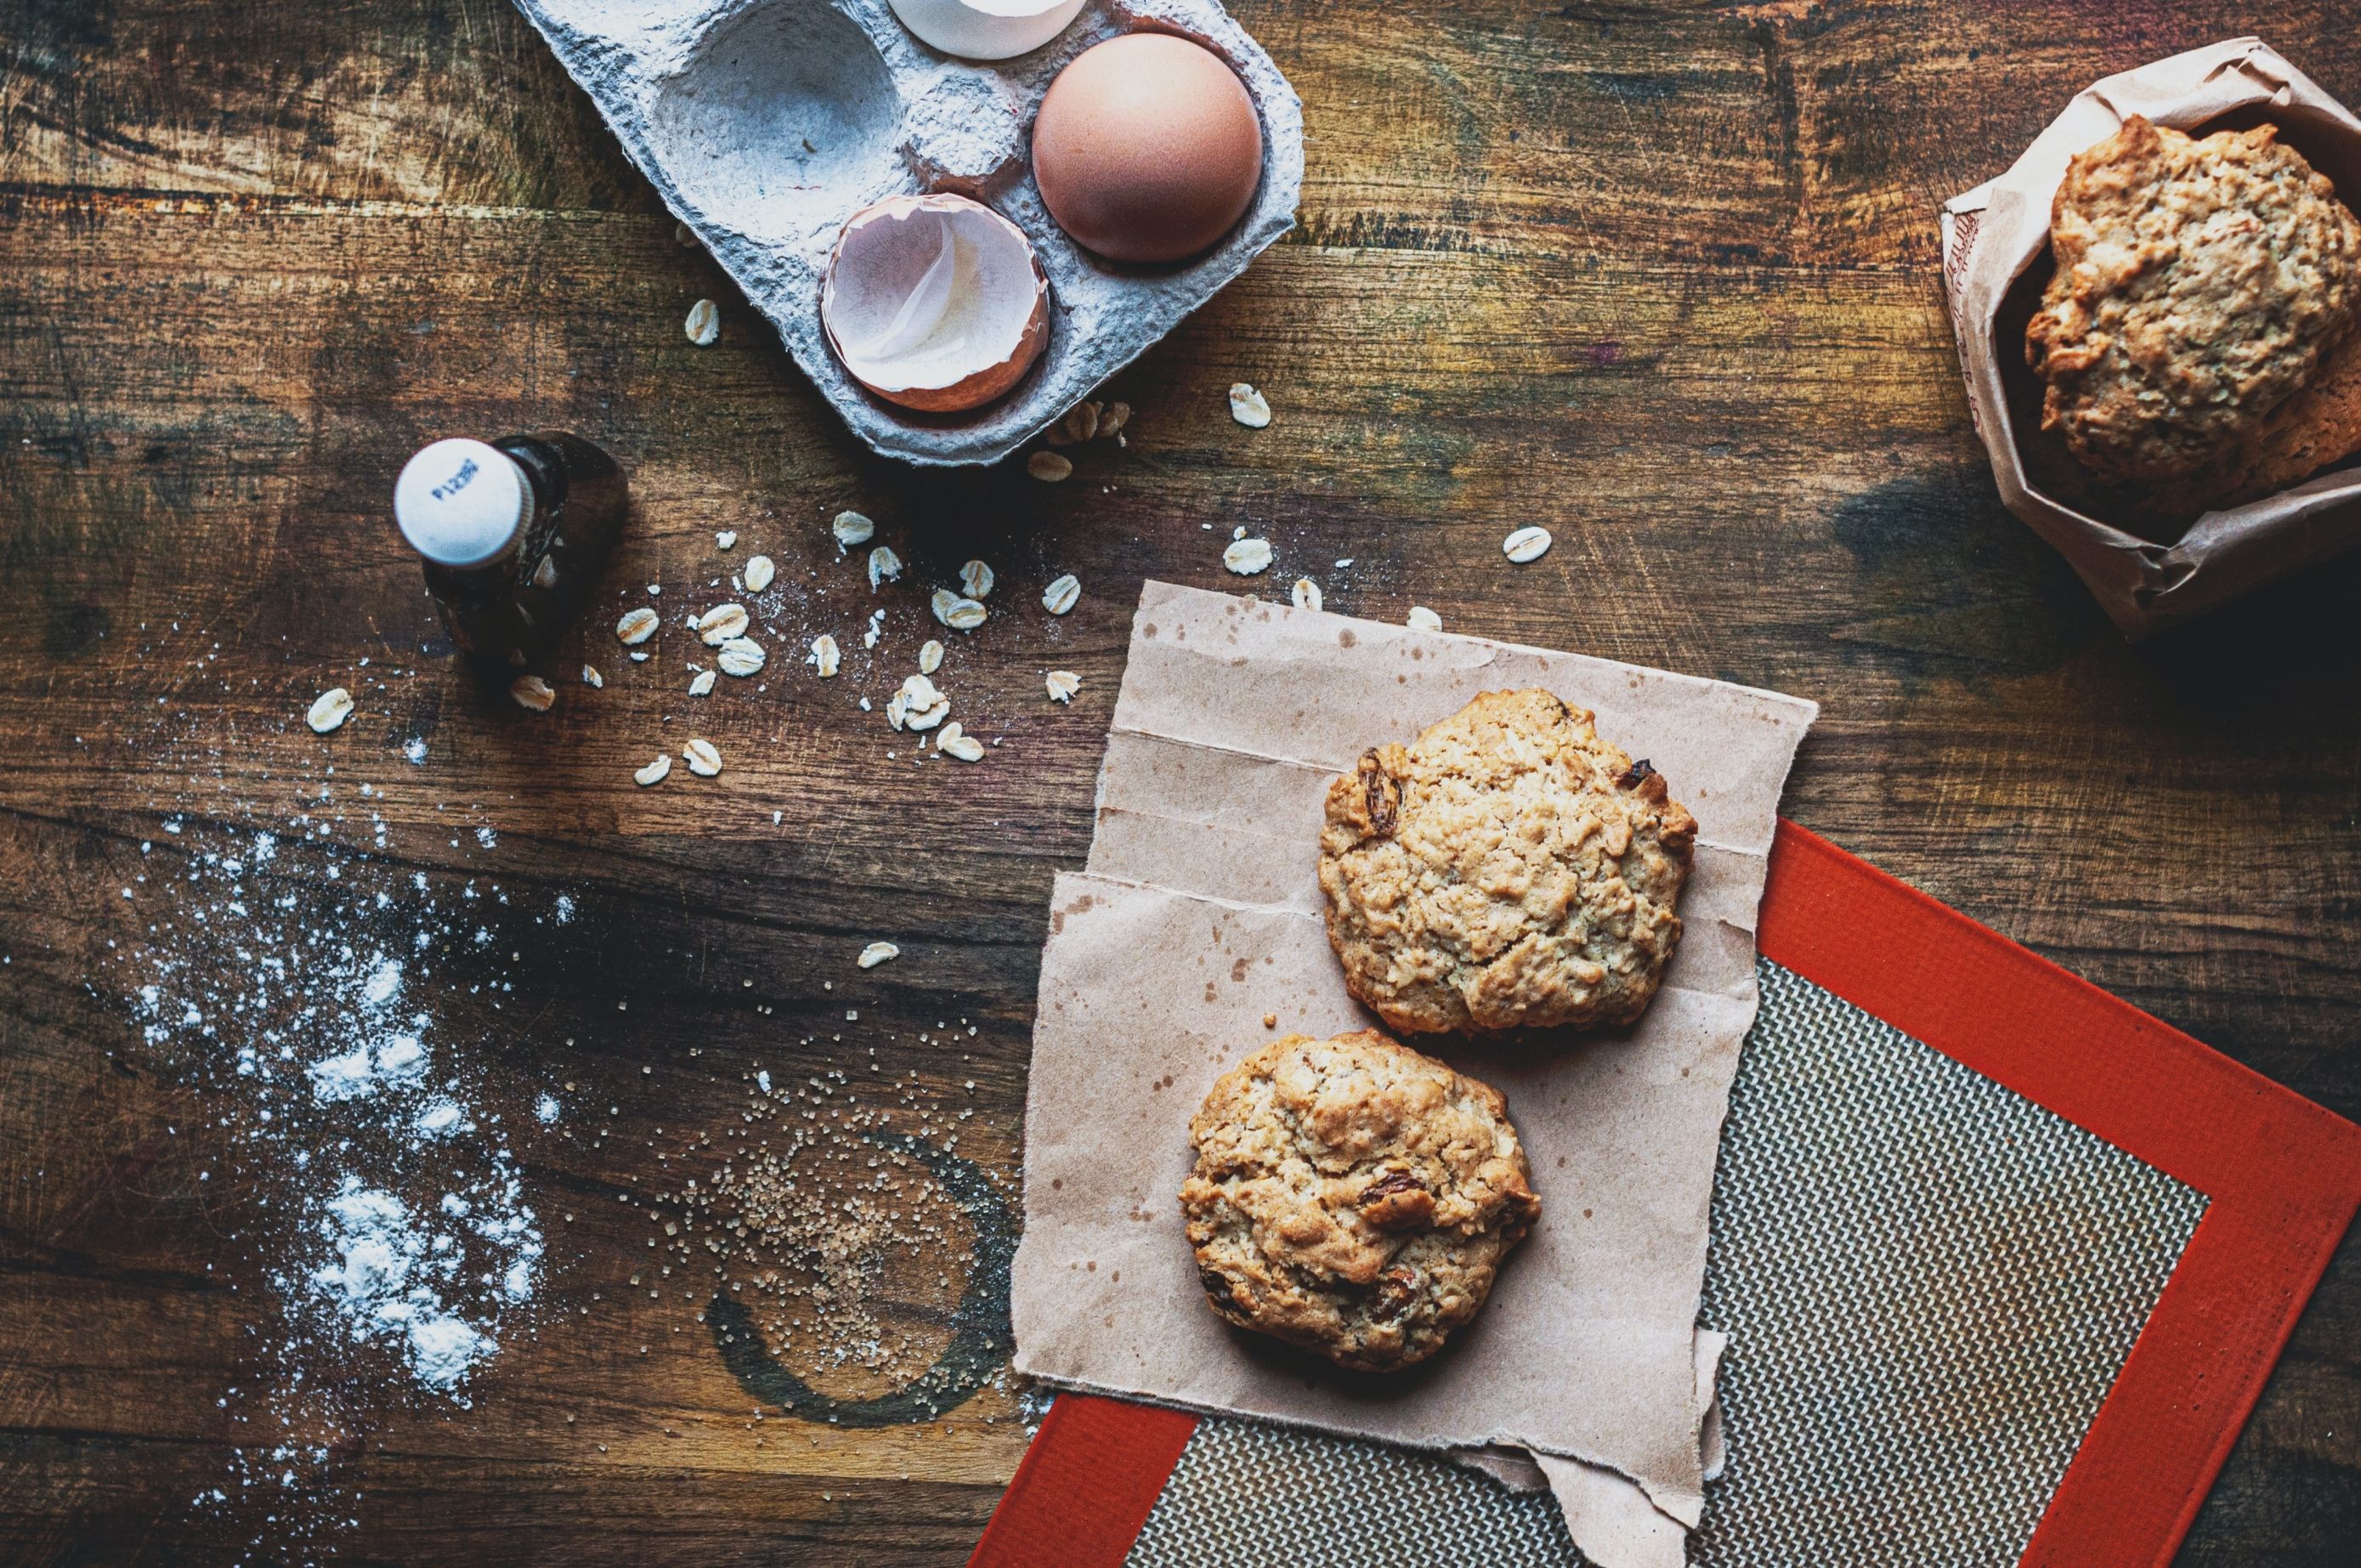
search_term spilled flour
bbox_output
[115,812,563,1560]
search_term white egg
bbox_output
[886,0,1084,61]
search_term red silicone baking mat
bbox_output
[972,822,2361,1568]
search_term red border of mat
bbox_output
[971,821,2361,1568]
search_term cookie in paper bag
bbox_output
[1318,688,1696,1036]
[1181,1030,1540,1372]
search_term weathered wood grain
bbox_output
[3,0,2360,1562]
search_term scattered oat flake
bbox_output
[1054,402,1100,444]
[834,511,875,549]
[688,670,716,697]
[306,688,354,733]
[1291,578,1322,611]
[1503,525,1552,563]
[918,639,944,676]
[617,607,660,645]
[931,589,988,631]
[1028,451,1073,483]
[581,664,604,688]
[1101,402,1131,439]
[682,739,722,777]
[510,675,557,712]
[743,554,775,593]
[533,555,559,590]
[1042,574,1080,615]
[1045,670,1081,704]
[685,298,720,346]
[857,942,899,969]
[716,637,766,677]
[1229,383,1271,427]
[889,674,948,732]
[868,546,902,589]
[635,754,672,787]
[1407,606,1443,631]
[937,723,984,762]
[808,635,841,677]
[696,603,750,645]
[960,559,995,599]
[1223,537,1273,575]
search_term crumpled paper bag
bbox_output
[1011,581,1815,1561]
[1941,37,2361,637]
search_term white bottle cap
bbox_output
[394,439,531,567]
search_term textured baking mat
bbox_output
[1124,958,2210,1568]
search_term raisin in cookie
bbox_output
[1180,1030,1540,1372]
[1318,688,1696,1036]
[2025,116,2361,484]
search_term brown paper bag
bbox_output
[1942,37,2361,637]
[1011,582,1815,1560]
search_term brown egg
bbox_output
[1031,32,1264,265]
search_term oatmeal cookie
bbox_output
[1318,688,1696,1037]
[2024,115,2361,484]
[1180,1030,1540,1372]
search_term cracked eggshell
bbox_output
[822,193,1051,414]
[886,0,1087,61]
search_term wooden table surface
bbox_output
[5,1,2360,1563]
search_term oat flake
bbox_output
[743,554,775,593]
[616,608,660,645]
[1223,537,1274,575]
[684,298,720,346]
[1503,525,1552,563]
[682,739,722,777]
[509,675,557,712]
[1042,574,1080,615]
[635,754,672,786]
[716,637,765,677]
[1045,670,1081,704]
[1228,383,1271,427]
[306,688,354,734]
[696,603,750,645]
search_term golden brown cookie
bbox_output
[1317,688,1696,1037]
[2205,320,2361,507]
[2024,116,2361,484]
[1180,1030,1540,1372]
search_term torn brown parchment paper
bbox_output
[1011,582,1815,1560]
[1942,37,2361,639]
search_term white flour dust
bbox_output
[114,807,569,1560]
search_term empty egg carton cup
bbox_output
[514,0,1305,465]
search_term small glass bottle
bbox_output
[394,433,628,665]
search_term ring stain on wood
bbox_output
[709,1131,1016,1428]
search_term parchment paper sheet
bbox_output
[1942,37,2361,637]
[1011,582,1815,1554]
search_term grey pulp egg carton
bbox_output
[512,0,1305,465]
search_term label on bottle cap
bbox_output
[394,439,531,568]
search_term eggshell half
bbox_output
[886,0,1086,61]
[821,194,1050,414]
[1032,32,1265,265]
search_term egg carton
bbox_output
[513,0,1304,465]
